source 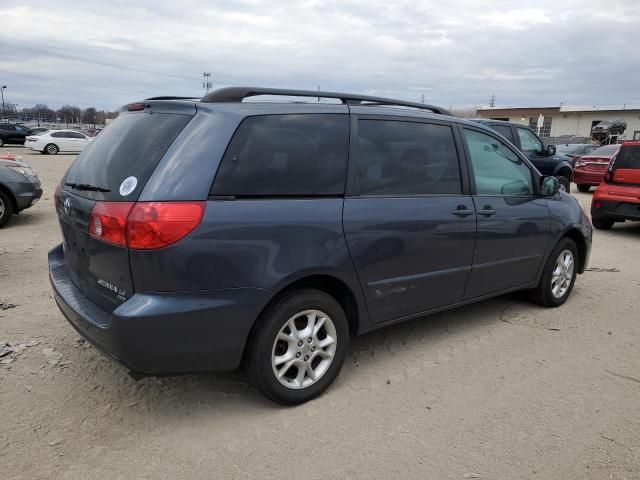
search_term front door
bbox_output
[461,127,551,299]
[343,117,476,324]
[516,126,554,175]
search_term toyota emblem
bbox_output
[63,198,72,216]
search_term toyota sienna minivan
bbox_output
[49,87,592,404]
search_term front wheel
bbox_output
[576,184,591,193]
[247,289,349,405]
[557,176,571,193]
[529,238,578,307]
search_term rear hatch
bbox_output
[56,102,195,312]
[611,143,640,185]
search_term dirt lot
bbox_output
[1,146,639,479]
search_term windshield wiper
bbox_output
[65,182,111,192]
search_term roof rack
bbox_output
[145,96,201,101]
[201,87,451,115]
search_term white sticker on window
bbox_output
[119,176,137,196]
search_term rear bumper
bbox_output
[573,170,604,186]
[6,178,43,211]
[48,244,271,374]
[591,199,640,221]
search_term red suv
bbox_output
[591,141,640,229]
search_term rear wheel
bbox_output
[592,217,615,230]
[0,190,15,228]
[45,143,59,155]
[529,237,578,307]
[576,184,591,193]
[247,289,349,405]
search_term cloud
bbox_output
[0,0,638,110]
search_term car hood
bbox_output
[0,158,30,169]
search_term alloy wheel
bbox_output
[271,309,337,390]
[551,249,574,298]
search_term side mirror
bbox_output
[540,176,560,196]
[546,144,557,156]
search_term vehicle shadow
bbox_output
[92,292,531,415]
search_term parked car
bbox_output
[49,87,592,405]
[25,129,91,154]
[0,124,33,147]
[470,119,574,192]
[0,155,43,227]
[29,127,50,135]
[555,143,600,165]
[591,141,640,229]
[592,119,626,136]
[574,144,621,192]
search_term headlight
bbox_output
[8,165,37,178]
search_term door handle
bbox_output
[452,206,474,217]
[478,205,496,217]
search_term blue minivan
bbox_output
[49,87,592,404]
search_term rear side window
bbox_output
[352,120,461,196]
[52,132,68,138]
[211,114,349,196]
[64,112,192,200]
[615,145,640,169]
[492,125,514,143]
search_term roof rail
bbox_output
[201,87,451,115]
[145,96,201,101]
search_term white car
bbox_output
[25,130,91,155]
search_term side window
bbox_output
[68,132,85,139]
[353,120,461,196]
[15,125,27,133]
[491,125,514,143]
[516,128,543,156]
[51,132,65,138]
[463,129,533,196]
[211,114,349,196]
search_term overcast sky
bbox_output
[1,0,639,110]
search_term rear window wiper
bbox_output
[65,182,111,192]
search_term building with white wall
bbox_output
[476,105,640,140]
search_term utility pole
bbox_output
[317,85,320,102]
[421,94,425,104]
[1,86,6,123]
[202,72,212,93]
[489,94,495,108]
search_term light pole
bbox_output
[1,86,6,124]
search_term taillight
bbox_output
[89,202,134,247]
[88,201,205,249]
[127,202,205,249]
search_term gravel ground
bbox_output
[1,146,639,480]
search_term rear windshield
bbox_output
[588,144,619,157]
[63,112,192,200]
[615,145,640,169]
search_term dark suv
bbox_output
[471,119,574,192]
[0,124,33,147]
[49,87,592,404]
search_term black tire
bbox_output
[557,175,571,193]
[44,143,59,155]
[576,184,591,193]
[592,217,615,230]
[529,237,578,307]
[246,289,349,405]
[0,189,15,228]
